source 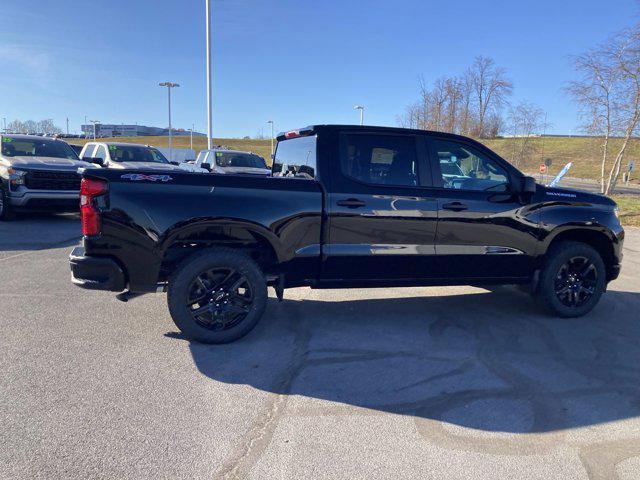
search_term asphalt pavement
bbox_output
[1,215,640,479]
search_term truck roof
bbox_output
[277,124,489,144]
[1,133,66,142]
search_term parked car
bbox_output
[69,125,623,344]
[79,142,184,171]
[0,134,94,220]
[180,148,270,175]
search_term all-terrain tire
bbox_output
[536,241,606,318]
[167,248,267,343]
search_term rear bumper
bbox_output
[69,246,126,291]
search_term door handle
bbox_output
[442,201,468,211]
[337,198,366,208]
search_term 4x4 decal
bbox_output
[120,173,173,182]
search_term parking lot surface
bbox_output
[1,215,640,480]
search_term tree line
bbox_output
[4,119,63,135]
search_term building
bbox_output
[81,123,205,138]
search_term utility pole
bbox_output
[84,115,88,138]
[89,120,100,140]
[66,117,69,135]
[189,123,194,150]
[267,120,275,156]
[159,82,180,162]
[2,117,6,133]
[205,0,213,149]
[354,105,364,125]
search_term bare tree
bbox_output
[569,23,640,194]
[469,56,513,137]
[507,101,545,167]
[399,58,509,138]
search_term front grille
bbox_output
[24,170,81,191]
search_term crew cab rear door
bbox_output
[323,130,437,282]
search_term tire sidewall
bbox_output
[167,249,267,343]
[539,242,606,317]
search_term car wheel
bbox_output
[537,241,606,317]
[167,248,267,343]
[0,187,14,221]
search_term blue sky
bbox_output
[0,0,638,137]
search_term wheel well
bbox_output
[546,229,616,280]
[159,227,279,281]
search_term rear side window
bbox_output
[340,134,419,187]
[94,145,107,160]
[272,135,317,179]
[82,144,95,158]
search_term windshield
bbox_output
[215,152,267,169]
[108,145,169,163]
[1,136,80,160]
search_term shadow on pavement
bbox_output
[0,213,79,252]
[170,287,640,434]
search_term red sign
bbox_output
[539,164,547,174]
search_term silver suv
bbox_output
[0,134,93,220]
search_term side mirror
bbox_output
[83,157,104,166]
[521,176,536,194]
[201,162,211,172]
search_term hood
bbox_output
[217,166,272,176]
[538,184,616,207]
[109,162,184,171]
[3,156,93,171]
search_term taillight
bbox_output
[80,178,107,236]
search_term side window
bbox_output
[196,151,208,166]
[94,145,107,160]
[273,135,316,179]
[341,134,418,187]
[432,139,509,192]
[82,144,95,158]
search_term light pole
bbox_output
[354,105,364,125]
[189,123,194,150]
[84,115,87,138]
[159,82,180,162]
[89,120,100,140]
[267,120,275,156]
[2,117,6,133]
[205,0,213,150]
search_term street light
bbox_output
[267,120,275,156]
[89,120,100,140]
[205,0,213,150]
[159,82,180,162]
[354,105,364,125]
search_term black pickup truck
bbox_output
[69,125,624,343]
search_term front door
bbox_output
[323,131,438,282]
[428,137,538,280]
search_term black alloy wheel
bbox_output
[553,256,598,308]
[186,268,253,331]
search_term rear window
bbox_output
[108,145,168,164]
[272,135,317,179]
[1,136,79,160]
[216,152,267,169]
